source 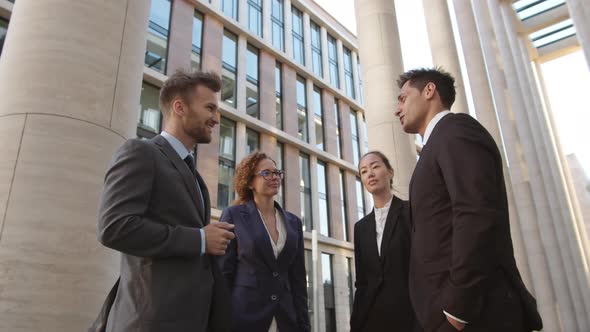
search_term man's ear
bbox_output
[424,82,436,100]
[171,99,185,117]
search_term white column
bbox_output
[472,1,562,330]
[235,122,247,163]
[336,39,345,93]
[236,34,248,113]
[303,11,312,70]
[306,77,316,147]
[211,0,221,11]
[284,0,293,58]
[353,0,417,199]
[262,0,272,43]
[352,50,360,102]
[238,0,248,27]
[487,1,578,330]
[566,0,590,69]
[422,0,469,114]
[320,26,330,82]
[450,0,533,287]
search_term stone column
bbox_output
[284,0,293,59]
[450,0,533,288]
[351,50,360,102]
[238,0,248,27]
[262,0,272,43]
[336,39,345,93]
[167,0,193,72]
[327,163,344,240]
[354,0,417,199]
[486,1,577,330]
[259,49,277,126]
[422,0,469,114]
[566,0,590,69]
[302,11,312,70]
[320,26,330,82]
[0,1,150,331]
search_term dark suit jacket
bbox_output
[90,135,230,332]
[217,200,311,332]
[409,113,542,332]
[350,196,420,332]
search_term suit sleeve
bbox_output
[350,221,367,331]
[289,216,311,332]
[97,139,202,258]
[437,118,503,322]
[217,208,238,290]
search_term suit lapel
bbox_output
[276,203,296,270]
[380,197,402,262]
[153,135,205,226]
[363,212,381,268]
[242,201,278,270]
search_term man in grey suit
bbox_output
[90,70,235,332]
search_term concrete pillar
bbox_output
[282,64,298,138]
[303,11,312,70]
[167,0,193,73]
[283,144,301,216]
[327,163,344,241]
[345,171,359,241]
[306,77,316,146]
[322,90,338,156]
[284,0,293,59]
[197,14,224,204]
[472,1,562,330]
[336,39,345,94]
[310,155,320,233]
[351,50,360,103]
[238,0,248,27]
[566,0,590,69]
[422,0,469,114]
[338,100,354,165]
[260,132,276,157]
[235,122,247,163]
[262,0,272,43]
[320,26,330,82]
[487,0,577,330]
[449,0,533,288]
[354,0,417,199]
[0,1,150,330]
[259,49,277,126]
[236,34,247,113]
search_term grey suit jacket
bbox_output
[92,135,230,332]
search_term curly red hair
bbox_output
[233,151,276,205]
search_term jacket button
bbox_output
[272,272,279,277]
[271,295,278,301]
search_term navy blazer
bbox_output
[218,200,311,332]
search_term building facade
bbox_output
[355,0,590,331]
[0,0,370,331]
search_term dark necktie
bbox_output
[184,155,205,212]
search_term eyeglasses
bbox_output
[255,169,285,180]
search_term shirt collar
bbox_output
[161,131,192,160]
[374,196,394,216]
[422,110,451,145]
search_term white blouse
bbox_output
[374,196,393,256]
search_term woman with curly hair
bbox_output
[217,151,310,332]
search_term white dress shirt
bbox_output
[257,208,286,332]
[420,113,469,325]
[374,196,393,256]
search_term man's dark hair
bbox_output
[396,67,456,109]
[159,69,222,115]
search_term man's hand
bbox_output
[203,222,235,255]
[446,316,466,331]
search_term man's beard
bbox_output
[188,126,211,144]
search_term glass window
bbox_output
[327,35,339,88]
[300,153,313,231]
[344,47,355,99]
[191,11,203,71]
[355,177,366,220]
[222,30,238,107]
[313,86,325,150]
[271,0,285,51]
[304,250,314,328]
[318,161,330,237]
[276,142,285,206]
[246,128,260,155]
[222,0,238,20]
[292,7,305,66]
[361,113,368,153]
[275,62,283,130]
[322,253,336,332]
[346,257,354,311]
[0,18,8,57]
[339,170,349,241]
[357,55,364,104]
[311,21,323,77]
[137,82,161,139]
[248,0,263,37]
[145,0,171,73]
[218,118,236,209]
[296,76,308,142]
[246,44,260,118]
[334,99,342,159]
[350,110,361,166]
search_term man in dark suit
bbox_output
[90,70,235,332]
[395,68,542,332]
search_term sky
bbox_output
[314,0,590,180]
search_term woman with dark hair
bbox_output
[218,151,310,332]
[350,151,420,332]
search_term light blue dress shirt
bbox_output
[161,131,206,256]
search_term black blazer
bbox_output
[409,113,542,332]
[218,200,310,332]
[91,136,230,332]
[350,196,420,332]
